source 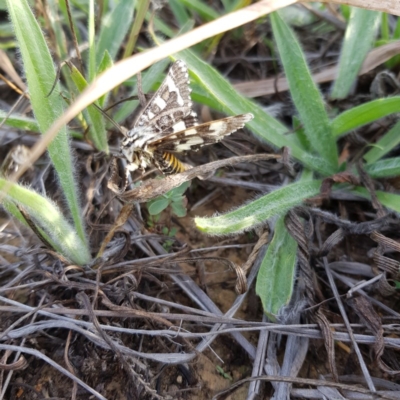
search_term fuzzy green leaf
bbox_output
[270,11,338,168]
[364,157,400,178]
[332,96,400,138]
[6,0,87,246]
[331,8,381,100]
[0,178,91,265]
[0,110,39,132]
[256,215,297,320]
[195,180,322,235]
[364,120,400,164]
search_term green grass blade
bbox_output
[169,0,191,26]
[47,0,68,60]
[256,215,297,320]
[364,157,400,178]
[96,0,135,63]
[331,8,381,100]
[364,120,400,164]
[97,50,113,107]
[68,62,108,152]
[175,50,336,176]
[195,180,322,235]
[270,12,338,169]
[0,110,39,131]
[352,186,400,213]
[331,96,400,138]
[87,0,96,81]
[179,0,219,21]
[6,0,88,246]
[0,178,91,265]
[123,0,149,59]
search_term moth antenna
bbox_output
[92,103,128,137]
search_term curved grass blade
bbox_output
[256,215,297,320]
[331,96,400,138]
[330,8,381,100]
[175,51,335,176]
[195,180,321,235]
[364,157,400,178]
[68,62,108,152]
[364,120,400,164]
[0,178,91,265]
[270,11,338,169]
[0,110,39,132]
[6,0,88,246]
[352,186,400,213]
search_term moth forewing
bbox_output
[148,113,254,153]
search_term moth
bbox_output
[120,60,253,175]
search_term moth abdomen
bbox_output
[154,151,186,175]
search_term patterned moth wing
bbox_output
[149,113,254,174]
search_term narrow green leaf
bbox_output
[364,157,400,178]
[352,186,400,213]
[87,0,96,81]
[6,0,87,246]
[0,110,39,132]
[331,8,380,100]
[123,0,148,58]
[256,215,297,320]
[179,0,219,21]
[381,12,389,41]
[96,0,135,63]
[0,178,91,265]
[332,96,400,138]
[97,50,113,107]
[270,12,338,168]
[195,180,322,235]
[175,50,336,176]
[68,62,108,152]
[364,120,400,164]
[169,0,191,27]
[47,0,68,60]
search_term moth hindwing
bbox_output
[120,60,254,175]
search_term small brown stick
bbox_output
[237,230,269,294]
[115,153,281,203]
[96,203,134,259]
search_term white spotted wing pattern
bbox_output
[120,60,253,175]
